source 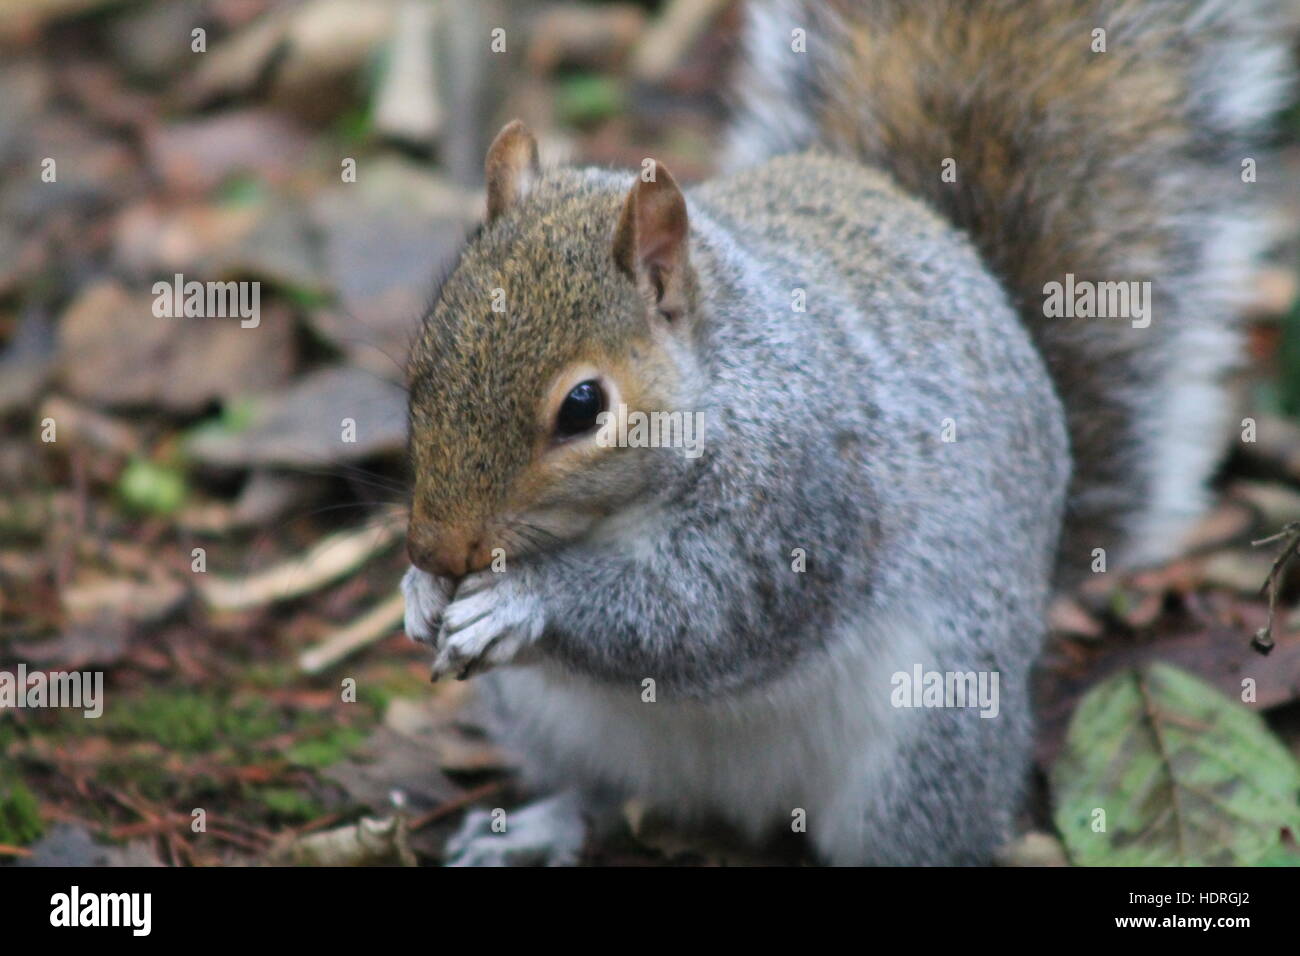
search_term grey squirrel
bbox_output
[400,0,1296,865]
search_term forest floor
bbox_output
[2,0,1299,866]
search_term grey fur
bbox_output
[729,0,1297,577]
[407,0,1295,864]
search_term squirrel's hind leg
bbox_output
[442,789,620,867]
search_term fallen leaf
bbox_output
[57,280,295,414]
[0,312,57,414]
[270,814,415,866]
[309,159,476,377]
[1051,663,1300,865]
[13,621,130,669]
[184,365,407,467]
[322,726,460,815]
[182,0,397,117]
[62,574,186,625]
[113,196,327,294]
[1036,623,1300,766]
[146,110,314,198]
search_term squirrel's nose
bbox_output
[410,544,467,578]
[407,524,492,579]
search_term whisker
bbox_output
[235,500,406,580]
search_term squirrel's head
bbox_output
[406,120,703,579]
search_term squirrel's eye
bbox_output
[555,380,606,438]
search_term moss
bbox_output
[92,758,190,803]
[255,787,324,822]
[243,663,296,692]
[0,771,44,846]
[359,667,431,717]
[286,723,364,770]
[104,691,280,755]
[286,726,365,769]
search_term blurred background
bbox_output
[0,0,1298,866]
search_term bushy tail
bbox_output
[728,0,1297,576]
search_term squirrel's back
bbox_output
[729,0,1297,577]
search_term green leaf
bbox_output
[180,398,258,454]
[216,174,267,207]
[1051,663,1300,866]
[117,457,187,516]
[334,105,373,145]
[556,73,624,127]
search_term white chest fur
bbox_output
[488,607,931,858]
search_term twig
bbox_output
[410,781,507,831]
[206,826,269,853]
[631,0,729,83]
[287,812,344,838]
[1250,520,1300,655]
[298,590,406,674]
[198,520,400,611]
[109,811,271,855]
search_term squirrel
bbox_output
[400,0,1296,865]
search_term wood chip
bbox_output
[198,520,400,611]
[298,590,405,673]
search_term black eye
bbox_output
[555,380,606,437]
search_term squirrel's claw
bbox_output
[400,566,454,646]
[431,572,544,680]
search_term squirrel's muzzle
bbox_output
[407,519,495,579]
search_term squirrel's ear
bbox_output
[484,120,540,223]
[613,161,690,319]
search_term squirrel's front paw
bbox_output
[400,566,454,646]
[432,571,544,680]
